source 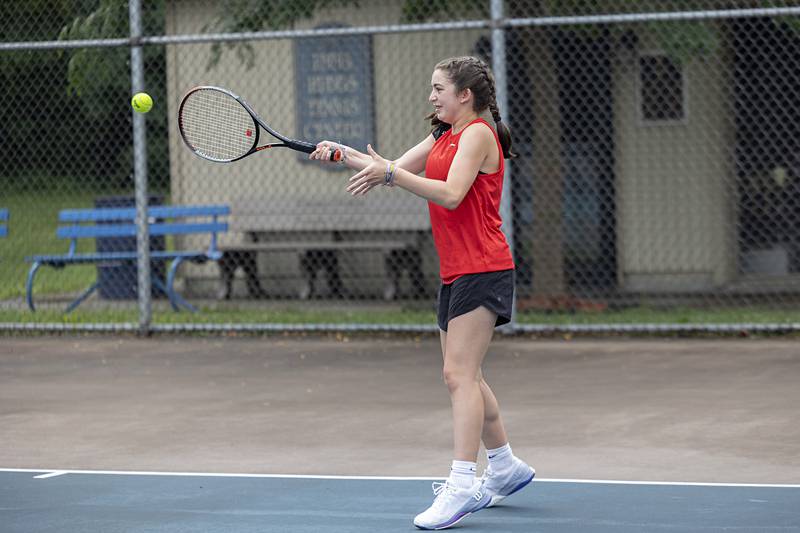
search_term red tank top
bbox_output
[424,118,515,283]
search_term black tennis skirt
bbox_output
[436,269,514,332]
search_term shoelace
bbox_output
[430,481,458,510]
[479,466,494,483]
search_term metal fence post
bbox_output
[492,0,516,331]
[129,0,151,334]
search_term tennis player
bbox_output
[310,55,534,530]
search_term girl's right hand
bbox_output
[309,141,342,162]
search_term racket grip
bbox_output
[299,140,341,162]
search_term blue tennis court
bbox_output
[2,469,799,532]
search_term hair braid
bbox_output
[488,83,502,124]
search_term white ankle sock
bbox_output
[448,460,477,489]
[486,443,514,471]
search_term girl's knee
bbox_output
[442,362,480,394]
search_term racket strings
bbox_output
[179,89,257,162]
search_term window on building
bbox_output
[639,54,686,124]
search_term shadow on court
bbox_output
[1,336,799,531]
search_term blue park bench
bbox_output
[25,204,229,313]
[0,208,7,238]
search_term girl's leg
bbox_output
[441,306,498,461]
[415,307,515,529]
[437,308,535,514]
[477,372,509,450]
[439,327,509,453]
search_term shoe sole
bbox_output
[487,469,535,507]
[414,493,492,530]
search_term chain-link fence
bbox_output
[2,1,800,333]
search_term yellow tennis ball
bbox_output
[131,92,153,113]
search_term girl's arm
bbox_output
[348,124,494,210]
[310,133,435,175]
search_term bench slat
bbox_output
[57,224,137,238]
[27,250,208,264]
[59,208,136,222]
[220,241,411,252]
[0,208,8,221]
[57,222,228,239]
[149,222,228,236]
[149,205,230,218]
[59,205,230,222]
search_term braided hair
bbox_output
[426,56,516,159]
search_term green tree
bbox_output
[203,0,359,69]
[58,0,169,190]
[0,0,104,190]
[57,0,351,190]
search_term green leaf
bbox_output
[401,0,487,23]
[646,20,720,64]
[203,0,360,70]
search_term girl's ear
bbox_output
[458,87,472,104]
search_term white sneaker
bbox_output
[480,457,535,507]
[413,479,491,530]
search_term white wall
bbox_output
[613,30,737,292]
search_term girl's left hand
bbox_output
[347,144,388,196]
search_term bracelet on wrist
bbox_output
[384,162,396,187]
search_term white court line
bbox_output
[33,471,67,479]
[535,477,800,488]
[2,468,440,482]
[1,468,799,488]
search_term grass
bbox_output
[0,190,100,300]
[1,304,798,328]
[516,306,800,325]
[0,305,437,325]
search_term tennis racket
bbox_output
[178,86,342,163]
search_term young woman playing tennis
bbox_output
[310,55,534,530]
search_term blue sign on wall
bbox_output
[294,29,375,160]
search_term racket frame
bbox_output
[178,86,340,163]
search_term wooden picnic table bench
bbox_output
[218,198,430,300]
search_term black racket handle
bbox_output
[288,139,343,162]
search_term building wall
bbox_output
[613,29,737,292]
[164,0,488,296]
